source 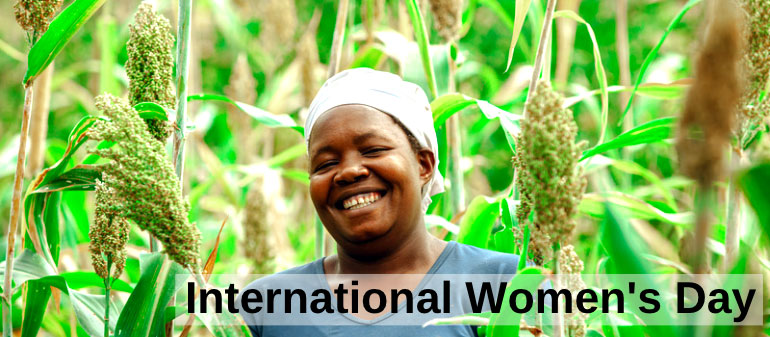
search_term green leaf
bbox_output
[580,117,675,161]
[404,0,438,98]
[563,81,690,108]
[134,102,171,121]
[349,45,387,69]
[620,0,703,124]
[188,94,302,134]
[738,163,770,244]
[23,0,107,85]
[431,94,477,126]
[32,165,101,193]
[504,0,531,72]
[487,267,545,337]
[58,271,134,293]
[430,94,521,153]
[600,204,679,335]
[580,192,692,227]
[0,250,118,336]
[554,10,608,145]
[457,196,501,248]
[604,159,677,211]
[20,280,51,337]
[115,253,185,337]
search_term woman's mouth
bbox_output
[341,191,383,210]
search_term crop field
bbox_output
[0,0,769,336]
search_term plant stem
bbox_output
[691,183,713,274]
[174,0,192,181]
[3,84,34,337]
[552,245,564,337]
[169,1,193,334]
[524,0,558,117]
[104,260,112,337]
[447,45,465,212]
[615,0,632,130]
[327,0,350,78]
[724,148,743,270]
[27,64,53,176]
[554,0,581,85]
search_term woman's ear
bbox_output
[416,149,436,186]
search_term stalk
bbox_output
[103,260,112,337]
[169,1,193,334]
[3,84,34,337]
[27,64,53,176]
[724,149,743,269]
[691,185,714,274]
[554,0,581,85]
[524,0,558,116]
[315,0,350,258]
[327,0,350,78]
[514,0,557,197]
[173,0,192,180]
[447,45,465,212]
[551,246,564,337]
[615,0,632,130]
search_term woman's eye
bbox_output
[314,161,337,172]
[363,148,387,156]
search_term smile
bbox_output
[342,192,382,210]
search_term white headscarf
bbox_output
[305,68,444,213]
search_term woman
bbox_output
[239,68,521,336]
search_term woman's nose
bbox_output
[333,159,369,185]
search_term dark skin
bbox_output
[308,105,447,318]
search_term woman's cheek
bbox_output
[309,173,332,207]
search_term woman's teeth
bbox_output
[342,192,381,210]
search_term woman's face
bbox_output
[308,104,434,257]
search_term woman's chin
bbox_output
[341,224,392,244]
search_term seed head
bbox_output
[14,0,61,39]
[514,81,586,264]
[558,245,588,337]
[297,32,320,107]
[676,0,742,186]
[738,0,770,126]
[428,0,462,42]
[88,94,201,271]
[90,178,130,280]
[243,176,277,274]
[259,0,297,55]
[126,2,176,142]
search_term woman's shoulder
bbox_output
[437,241,521,274]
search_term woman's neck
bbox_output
[324,230,447,275]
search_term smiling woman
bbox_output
[239,68,522,337]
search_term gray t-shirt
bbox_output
[238,241,521,337]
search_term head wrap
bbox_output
[305,68,444,213]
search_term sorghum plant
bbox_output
[90,179,130,280]
[514,81,587,264]
[88,94,201,271]
[737,0,770,132]
[126,2,175,142]
[14,0,61,43]
[427,0,462,42]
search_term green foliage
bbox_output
[23,0,106,85]
[4,0,770,334]
[114,253,184,337]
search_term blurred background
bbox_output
[0,0,715,334]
